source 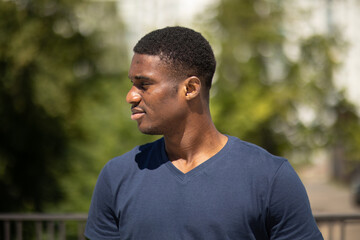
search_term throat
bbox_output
[170,158,206,174]
[165,133,229,174]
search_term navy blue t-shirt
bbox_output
[85,136,323,239]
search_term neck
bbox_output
[163,114,228,173]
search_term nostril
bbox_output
[126,88,141,104]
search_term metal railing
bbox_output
[1,213,360,240]
[0,213,87,240]
[315,213,360,240]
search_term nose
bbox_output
[126,86,141,105]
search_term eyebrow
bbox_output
[128,75,152,81]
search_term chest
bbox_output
[113,166,268,239]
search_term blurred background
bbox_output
[1,0,360,239]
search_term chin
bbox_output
[138,125,163,135]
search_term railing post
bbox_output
[340,220,346,240]
[78,222,85,240]
[35,221,42,240]
[47,221,55,240]
[59,221,66,240]
[328,221,333,240]
[4,221,10,240]
[16,221,22,240]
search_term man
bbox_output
[85,26,323,239]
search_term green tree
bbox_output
[41,1,157,212]
[0,0,160,215]
[0,0,103,212]
[206,0,360,178]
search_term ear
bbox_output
[183,76,201,100]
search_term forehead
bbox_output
[128,54,171,79]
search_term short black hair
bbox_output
[133,26,216,90]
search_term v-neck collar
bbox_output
[160,135,233,182]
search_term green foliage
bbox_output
[208,0,360,173]
[54,74,158,212]
[209,0,298,156]
[0,0,122,212]
[0,0,159,213]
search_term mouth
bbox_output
[131,107,145,121]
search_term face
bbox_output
[126,53,187,135]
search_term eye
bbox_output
[136,81,151,90]
[129,76,153,90]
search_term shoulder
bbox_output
[226,135,287,173]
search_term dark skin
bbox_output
[127,53,228,173]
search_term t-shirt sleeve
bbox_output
[267,160,323,240]
[85,164,120,240]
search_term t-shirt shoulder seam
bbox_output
[235,137,275,157]
[101,163,116,209]
[265,159,288,217]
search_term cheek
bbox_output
[149,86,180,106]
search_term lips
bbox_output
[131,107,145,121]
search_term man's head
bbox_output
[133,26,216,92]
[127,27,216,136]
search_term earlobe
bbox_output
[185,76,201,100]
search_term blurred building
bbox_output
[116,0,216,52]
[301,0,360,109]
